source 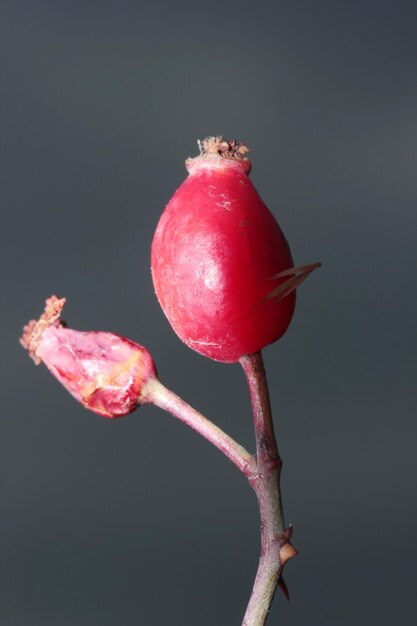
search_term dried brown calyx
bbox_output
[20,295,66,364]
[198,136,249,160]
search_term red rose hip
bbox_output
[151,137,319,363]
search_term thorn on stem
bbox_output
[283,524,293,541]
[279,542,298,566]
[278,575,290,601]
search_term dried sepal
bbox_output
[20,295,66,364]
[264,262,322,303]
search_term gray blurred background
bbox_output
[1,1,416,624]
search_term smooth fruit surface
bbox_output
[151,140,295,362]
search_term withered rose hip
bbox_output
[151,137,312,363]
[20,296,157,417]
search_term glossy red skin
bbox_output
[151,156,295,363]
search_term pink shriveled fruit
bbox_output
[20,296,157,417]
[151,137,319,363]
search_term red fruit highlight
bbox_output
[151,137,318,363]
[20,296,157,417]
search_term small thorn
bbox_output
[283,525,293,541]
[280,542,298,566]
[278,575,290,601]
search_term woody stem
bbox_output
[240,352,295,626]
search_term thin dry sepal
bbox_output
[265,262,322,303]
[20,295,66,364]
[198,136,250,160]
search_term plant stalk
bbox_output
[143,362,295,626]
[240,352,295,626]
[144,377,257,476]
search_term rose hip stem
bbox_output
[143,377,257,476]
[240,351,296,626]
[143,354,295,626]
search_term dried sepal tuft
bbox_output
[20,295,66,364]
[199,136,250,160]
